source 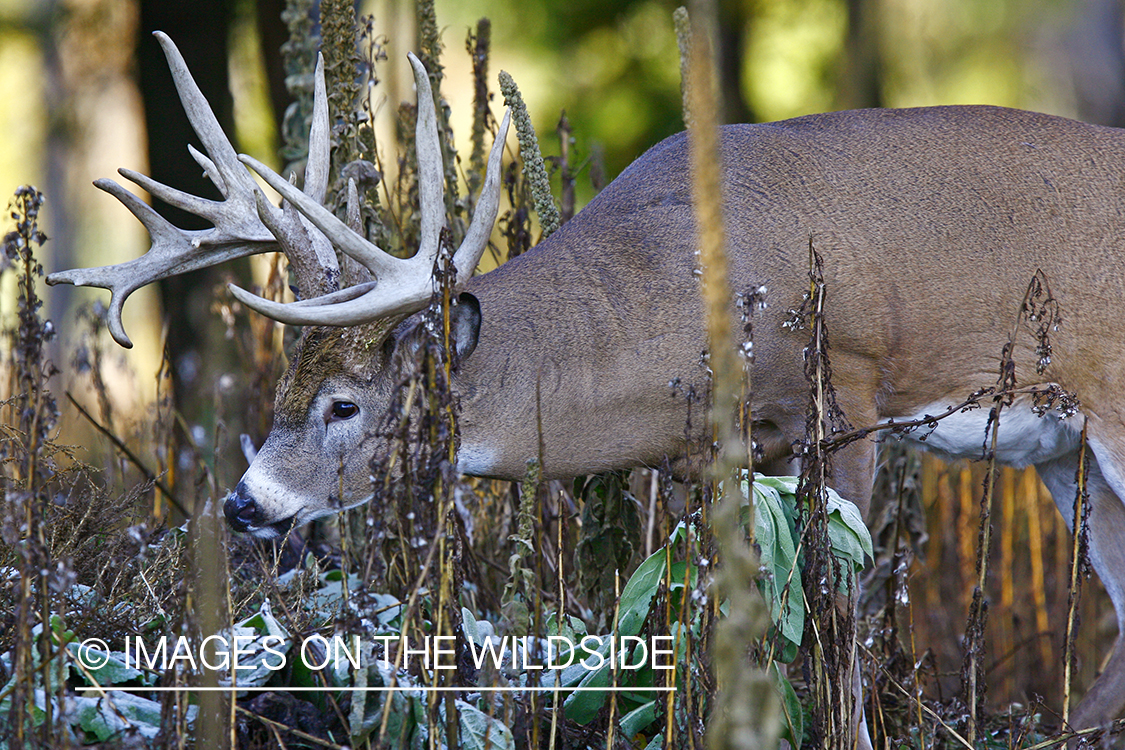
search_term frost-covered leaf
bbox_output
[620,699,658,737]
[67,643,149,687]
[456,700,515,750]
[73,691,196,742]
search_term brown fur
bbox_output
[274,319,401,426]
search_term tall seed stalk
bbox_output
[2,186,65,749]
[679,5,778,749]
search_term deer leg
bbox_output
[823,425,878,750]
[761,382,879,749]
[1037,444,1125,733]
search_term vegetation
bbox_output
[0,1,1122,748]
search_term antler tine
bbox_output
[233,100,509,326]
[235,53,441,284]
[242,54,340,300]
[230,54,510,328]
[235,151,426,325]
[46,32,340,346]
[453,109,510,286]
[252,186,339,298]
[230,50,514,328]
[239,154,401,279]
[304,54,330,205]
[187,144,224,195]
[117,167,222,223]
[341,178,374,286]
[154,31,252,196]
[46,178,273,347]
[407,52,444,267]
[54,37,507,333]
[287,52,340,296]
[227,276,430,326]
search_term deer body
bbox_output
[48,35,1125,742]
[435,105,1125,734]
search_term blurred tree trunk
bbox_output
[1066,0,1125,127]
[717,0,755,124]
[256,0,291,135]
[836,0,883,110]
[137,0,236,413]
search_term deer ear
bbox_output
[451,292,482,362]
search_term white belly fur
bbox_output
[888,394,1083,468]
[456,444,500,477]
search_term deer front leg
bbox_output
[1037,446,1125,738]
[830,435,878,750]
[796,401,878,750]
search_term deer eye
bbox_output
[329,401,359,422]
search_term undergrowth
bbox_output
[0,2,1118,749]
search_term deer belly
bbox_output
[888,395,1082,468]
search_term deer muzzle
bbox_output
[223,481,259,533]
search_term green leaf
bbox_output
[456,700,516,750]
[747,478,803,649]
[546,612,586,639]
[211,604,295,690]
[563,669,610,721]
[823,486,874,566]
[73,692,194,742]
[238,598,290,641]
[616,546,669,637]
[772,662,805,747]
[619,699,658,737]
[731,472,874,655]
[753,474,800,495]
[462,607,481,644]
[352,665,419,744]
[66,643,147,687]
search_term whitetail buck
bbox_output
[50,31,1125,744]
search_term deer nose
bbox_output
[224,482,258,532]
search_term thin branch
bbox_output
[65,392,186,516]
[818,384,1064,454]
[235,706,348,749]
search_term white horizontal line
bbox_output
[92,686,676,693]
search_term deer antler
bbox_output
[47,32,333,348]
[229,54,511,326]
[48,33,508,344]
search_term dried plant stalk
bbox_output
[499,71,561,238]
[681,4,778,749]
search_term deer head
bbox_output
[48,32,510,536]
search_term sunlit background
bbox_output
[4,0,1119,394]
